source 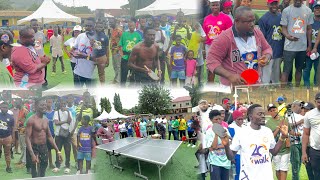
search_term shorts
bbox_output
[273,153,290,171]
[283,50,306,74]
[77,151,92,161]
[171,70,186,79]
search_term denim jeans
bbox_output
[290,144,302,180]
[172,130,179,140]
[303,57,319,87]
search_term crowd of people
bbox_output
[0,10,208,88]
[194,94,320,180]
[0,91,99,178]
[96,114,200,148]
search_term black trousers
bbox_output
[168,131,172,140]
[55,135,71,168]
[120,58,129,86]
[309,147,320,180]
[27,144,48,178]
[120,132,128,139]
[179,130,186,140]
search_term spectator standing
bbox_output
[203,0,233,83]
[258,0,285,84]
[280,0,313,87]
[50,26,65,77]
[302,93,320,180]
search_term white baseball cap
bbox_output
[212,105,224,111]
[73,25,82,31]
[209,0,220,2]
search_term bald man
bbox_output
[206,6,272,86]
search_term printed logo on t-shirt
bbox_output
[125,40,137,51]
[34,38,43,51]
[173,52,184,60]
[312,29,318,43]
[291,17,305,34]
[272,25,283,41]
[207,25,221,39]
[249,143,270,165]
[0,120,8,130]
[79,43,93,55]
[242,51,258,70]
[214,148,226,156]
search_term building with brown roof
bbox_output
[171,96,192,114]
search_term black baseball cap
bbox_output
[303,102,315,110]
[0,30,20,47]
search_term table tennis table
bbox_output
[15,174,93,180]
[97,137,182,180]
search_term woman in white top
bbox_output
[119,120,128,139]
[63,25,82,77]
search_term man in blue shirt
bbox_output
[258,0,284,84]
[94,21,109,85]
[0,101,14,173]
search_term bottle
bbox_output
[20,74,29,88]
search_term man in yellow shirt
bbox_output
[277,96,287,117]
[178,115,187,140]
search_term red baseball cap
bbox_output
[223,1,233,8]
[267,0,279,3]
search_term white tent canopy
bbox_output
[135,0,200,16]
[17,0,81,25]
[96,108,129,120]
[42,84,89,97]
[95,110,109,120]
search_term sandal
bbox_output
[52,167,60,173]
[64,168,71,174]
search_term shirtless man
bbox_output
[26,98,62,178]
[128,27,161,85]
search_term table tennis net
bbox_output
[114,138,150,153]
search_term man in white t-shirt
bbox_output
[222,104,288,180]
[72,18,96,88]
[52,99,72,174]
[287,100,304,180]
[195,99,212,177]
[302,93,320,180]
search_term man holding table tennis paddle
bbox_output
[206,6,273,86]
[128,27,161,85]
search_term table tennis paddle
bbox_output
[212,123,227,138]
[241,69,259,85]
[144,65,160,81]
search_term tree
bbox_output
[0,0,13,10]
[128,0,155,17]
[113,93,123,113]
[184,85,202,107]
[138,85,172,115]
[27,2,40,11]
[99,97,112,113]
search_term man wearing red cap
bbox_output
[203,0,233,83]
[221,0,234,22]
[258,0,284,84]
[206,6,272,86]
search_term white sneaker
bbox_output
[87,170,93,174]
[192,145,196,148]
[187,144,191,147]
[76,170,81,175]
